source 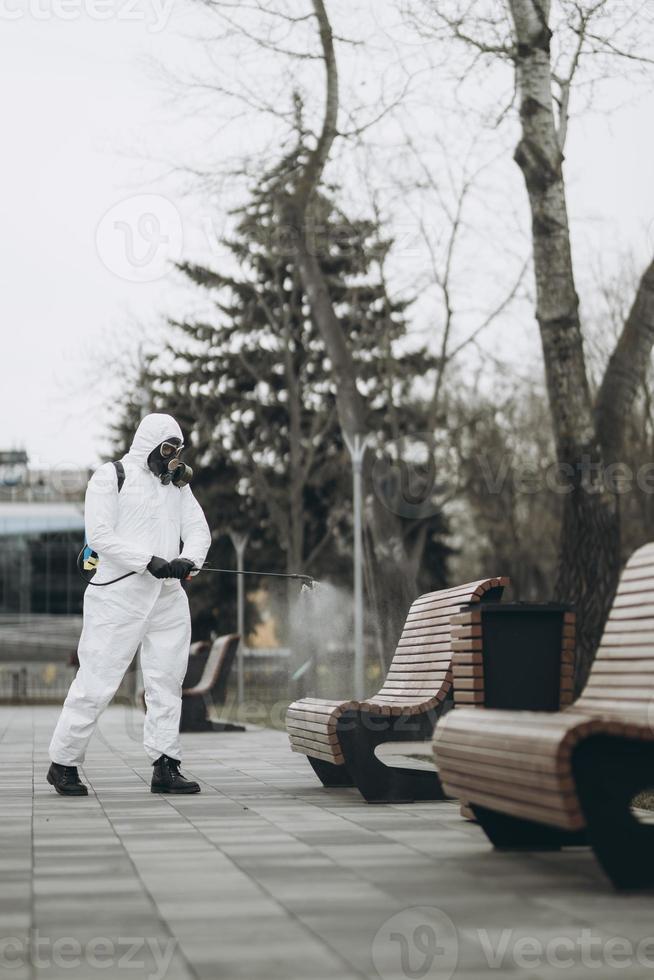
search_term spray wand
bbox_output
[196,565,316,591]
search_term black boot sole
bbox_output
[151,784,201,794]
[47,771,88,797]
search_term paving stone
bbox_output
[2,705,654,980]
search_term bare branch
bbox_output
[583,30,654,65]
[410,1,514,56]
[294,0,340,206]
[198,1,314,26]
[447,257,529,360]
[338,76,413,139]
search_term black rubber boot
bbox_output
[47,763,89,797]
[151,755,201,794]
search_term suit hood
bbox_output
[126,413,183,468]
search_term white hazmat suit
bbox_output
[49,413,211,766]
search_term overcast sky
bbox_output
[2,0,654,468]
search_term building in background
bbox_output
[0,450,29,487]
[0,451,87,615]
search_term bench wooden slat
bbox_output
[454,626,485,641]
[440,778,586,830]
[584,673,654,686]
[451,665,484,678]
[453,691,485,704]
[452,652,483,665]
[405,605,476,624]
[580,687,653,701]
[434,741,565,774]
[286,718,340,738]
[385,665,452,676]
[287,708,337,729]
[395,642,456,655]
[397,635,452,648]
[287,725,340,745]
[389,655,454,669]
[289,741,344,764]
[612,588,654,607]
[591,660,654,673]
[410,579,498,605]
[288,699,355,715]
[437,754,576,793]
[608,604,654,621]
[603,622,654,636]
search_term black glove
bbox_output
[147,556,172,579]
[168,558,195,581]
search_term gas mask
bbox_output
[147,438,193,488]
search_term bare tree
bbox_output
[274,0,427,648]
[409,0,654,685]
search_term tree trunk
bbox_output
[276,0,418,670]
[595,260,654,464]
[288,203,418,663]
[508,0,620,688]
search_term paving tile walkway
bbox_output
[1,705,653,980]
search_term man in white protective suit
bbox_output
[47,413,211,797]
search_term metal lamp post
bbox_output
[344,433,371,701]
[228,531,249,706]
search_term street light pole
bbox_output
[229,531,249,706]
[344,433,370,701]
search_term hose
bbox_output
[86,571,136,587]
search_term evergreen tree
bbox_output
[113,143,450,650]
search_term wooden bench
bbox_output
[179,634,245,733]
[287,577,508,803]
[182,640,212,689]
[434,542,654,889]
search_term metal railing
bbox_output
[0,663,76,703]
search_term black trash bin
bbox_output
[455,602,575,711]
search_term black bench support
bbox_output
[573,735,654,890]
[336,707,449,804]
[307,758,355,788]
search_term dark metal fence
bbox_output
[0,616,351,721]
[0,663,75,704]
